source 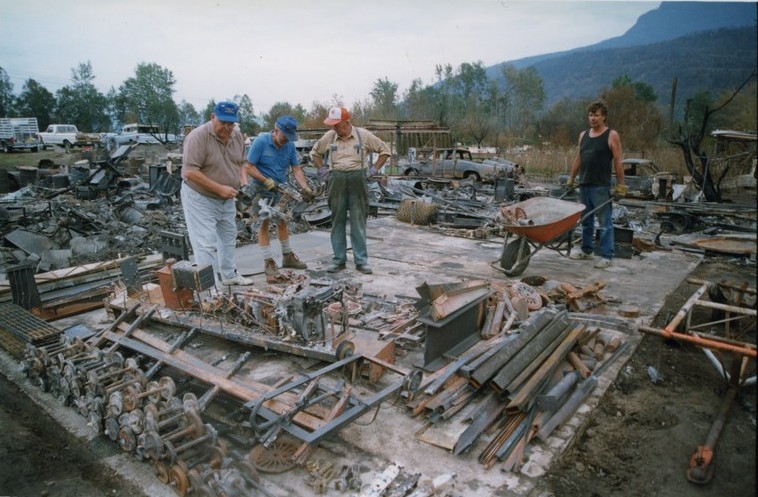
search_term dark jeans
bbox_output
[328,170,369,266]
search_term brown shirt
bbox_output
[182,121,246,199]
[310,126,390,172]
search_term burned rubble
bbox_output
[0,144,755,497]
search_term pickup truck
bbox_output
[37,124,100,149]
[105,124,178,148]
[401,147,517,183]
[0,117,44,153]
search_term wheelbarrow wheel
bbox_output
[500,238,532,276]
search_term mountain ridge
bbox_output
[485,1,757,109]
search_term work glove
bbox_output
[614,184,628,197]
[317,166,330,181]
[263,177,277,191]
[368,166,379,176]
[565,177,575,190]
[301,187,316,202]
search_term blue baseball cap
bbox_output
[275,115,298,143]
[214,101,239,123]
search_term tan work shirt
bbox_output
[310,126,390,172]
[182,121,246,199]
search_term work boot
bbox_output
[281,252,307,270]
[264,258,279,276]
[326,263,346,273]
[356,265,373,274]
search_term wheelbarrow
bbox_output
[495,195,614,276]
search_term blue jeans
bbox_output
[328,170,369,266]
[579,185,614,260]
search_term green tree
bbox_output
[177,100,200,127]
[202,100,216,122]
[612,75,657,103]
[401,78,436,121]
[54,61,110,132]
[499,65,546,138]
[231,94,258,137]
[0,67,14,117]
[15,79,56,129]
[537,97,591,148]
[369,77,399,120]
[304,101,330,129]
[263,102,307,130]
[117,62,180,140]
[602,77,664,151]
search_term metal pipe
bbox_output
[638,325,757,358]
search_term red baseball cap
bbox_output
[324,107,350,125]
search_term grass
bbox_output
[0,144,713,186]
[508,146,690,183]
[0,147,98,171]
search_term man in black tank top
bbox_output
[567,100,626,269]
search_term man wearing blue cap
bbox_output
[181,101,253,286]
[246,115,315,276]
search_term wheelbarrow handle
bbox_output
[579,196,615,223]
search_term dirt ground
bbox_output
[0,258,755,497]
[0,372,149,497]
[543,259,757,497]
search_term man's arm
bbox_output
[609,130,624,185]
[569,131,585,181]
[364,131,391,172]
[309,133,331,169]
[183,169,238,200]
[292,165,310,191]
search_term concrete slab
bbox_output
[222,217,702,495]
[0,216,702,497]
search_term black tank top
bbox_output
[578,128,612,186]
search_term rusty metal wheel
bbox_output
[154,461,170,483]
[117,426,137,452]
[169,463,190,497]
[248,437,300,474]
[335,340,355,361]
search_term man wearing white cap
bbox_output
[181,101,252,286]
[310,107,391,274]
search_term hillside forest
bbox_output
[1,43,756,201]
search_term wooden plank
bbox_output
[102,328,325,431]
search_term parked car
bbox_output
[38,124,100,149]
[104,124,178,148]
[401,147,517,182]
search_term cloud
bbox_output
[0,0,658,115]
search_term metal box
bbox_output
[171,260,215,291]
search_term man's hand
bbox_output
[263,177,277,191]
[565,177,575,190]
[317,166,329,180]
[301,187,316,202]
[368,166,379,176]
[615,184,628,197]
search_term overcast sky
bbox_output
[1,1,661,115]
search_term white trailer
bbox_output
[0,117,44,153]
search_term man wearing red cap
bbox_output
[310,107,391,274]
